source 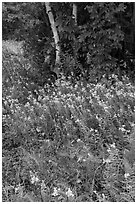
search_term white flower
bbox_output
[124,173,130,178]
[66,188,74,197]
[30,175,39,184]
[30,171,39,184]
[110,143,115,148]
[75,119,80,123]
[107,148,111,153]
[52,187,59,196]
[119,127,125,132]
[103,158,111,163]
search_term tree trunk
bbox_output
[45,2,60,75]
[72,3,77,25]
[72,3,77,63]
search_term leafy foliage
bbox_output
[2,2,135,83]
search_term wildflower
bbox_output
[103,158,111,164]
[124,173,130,178]
[15,184,23,194]
[52,187,59,196]
[110,143,115,148]
[38,95,42,101]
[66,188,74,197]
[119,127,126,132]
[30,171,39,184]
[75,119,80,123]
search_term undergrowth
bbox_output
[2,42,135,202]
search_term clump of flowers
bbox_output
[3,70,135,201]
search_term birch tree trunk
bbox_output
[45,2,60,75]
[72,3,77,62]
[72,3,77,25]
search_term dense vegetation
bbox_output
[2,2,135,202]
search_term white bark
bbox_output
[72,3,77,25]
[45,2,60,74]
[72,3,77,61]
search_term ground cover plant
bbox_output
[2,41,135,202]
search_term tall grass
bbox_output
[2,40,135,202]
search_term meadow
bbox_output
[2,40,135,202]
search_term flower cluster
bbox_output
[3,73,135,201]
